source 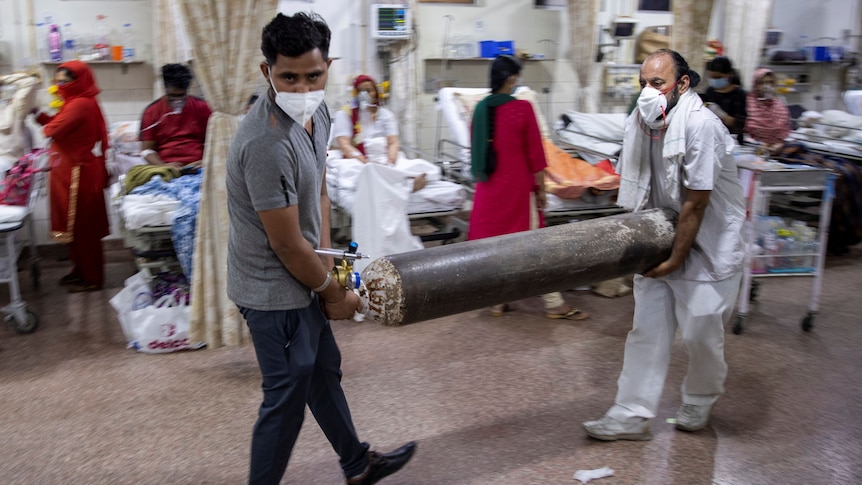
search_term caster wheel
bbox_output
[732,315,745,335]
[801,313,815,332]
[14,311,38,334]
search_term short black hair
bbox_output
[161,63,192,90]
[490,55,522,92]
[652,48,701,88]
[261,12,331,65]
[706,56,733,74]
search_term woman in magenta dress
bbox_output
[468,55,587,320]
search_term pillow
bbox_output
[452,88,550,138]
[0,73,40,165]
[109,121,142,155]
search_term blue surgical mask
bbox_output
[708,77,729,89]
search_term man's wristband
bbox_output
[141,149,156,159]
[312,271,332,293]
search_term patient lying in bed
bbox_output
[327,136,466,270]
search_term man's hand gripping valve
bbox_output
[314,242,370,321]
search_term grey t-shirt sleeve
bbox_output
[242,139,297,211]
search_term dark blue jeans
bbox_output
[241,297,369,485]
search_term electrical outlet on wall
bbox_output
[474,20,484,33]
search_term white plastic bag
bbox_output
[109,271,153,344]
[126,293,202,354]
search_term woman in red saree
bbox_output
[468,55,587,320]
[35,61,109,292]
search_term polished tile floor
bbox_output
[0,243,860,484]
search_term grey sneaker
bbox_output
[583,415,652,441]
[675,404,713,431]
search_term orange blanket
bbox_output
[543,139,620,200]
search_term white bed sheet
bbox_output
[556,110,626,163]
[790,109,862,158]
[326,147,466,215]
[120,194,179,230]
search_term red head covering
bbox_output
[353,74,378,97]
[56,60,101,101]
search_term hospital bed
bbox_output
[788,108,862,164]
[555,110,626,164]
[112,182,183,275]
[0,148,50,334]
[326,143,468,246]
[434,87,623,224]
[105,121,183,275]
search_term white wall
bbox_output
[768,0,860,52]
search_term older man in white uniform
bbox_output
[583,49,746,440]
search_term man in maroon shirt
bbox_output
[139,63,212,168]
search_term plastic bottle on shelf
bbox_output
[48,24,63,62]
[35,22,47,62]
[122,23,136,61]
[63,23,78,60]
[762,232,778,271]
[797,35,809,60]
[94,15,111,61]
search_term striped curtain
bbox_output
[568,0,600,112]
[180,0,277,348]
[670,0,715,80]
[722,0,773,90]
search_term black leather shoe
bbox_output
[346,441,417,485]
[58,273,82,286]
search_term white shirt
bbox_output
[332,106,398,144]
[647,107,746,281]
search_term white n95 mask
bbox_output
[270,75,325,126]
[637,86,668,122]
[357,90,375,110]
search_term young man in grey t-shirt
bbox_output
[226,13,416,485]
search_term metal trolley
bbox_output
[734,158,835,334]
[0,150,50,334]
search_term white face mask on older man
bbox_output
[637,86,669,122]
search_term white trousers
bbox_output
[607,272,742,422]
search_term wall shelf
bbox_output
[41,60,145,74]
[424,57,555,62]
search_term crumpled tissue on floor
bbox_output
[573,466,614,483]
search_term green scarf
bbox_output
[471,93,515,182]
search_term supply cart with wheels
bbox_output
[0,220,40,333]
[734,157,835,335]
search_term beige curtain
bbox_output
[568,0,600,113]
[723,0,773,90]
[153,0,192,97]
[154,0,190,66]
[181,0,277,348]
[670,0,715,79]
